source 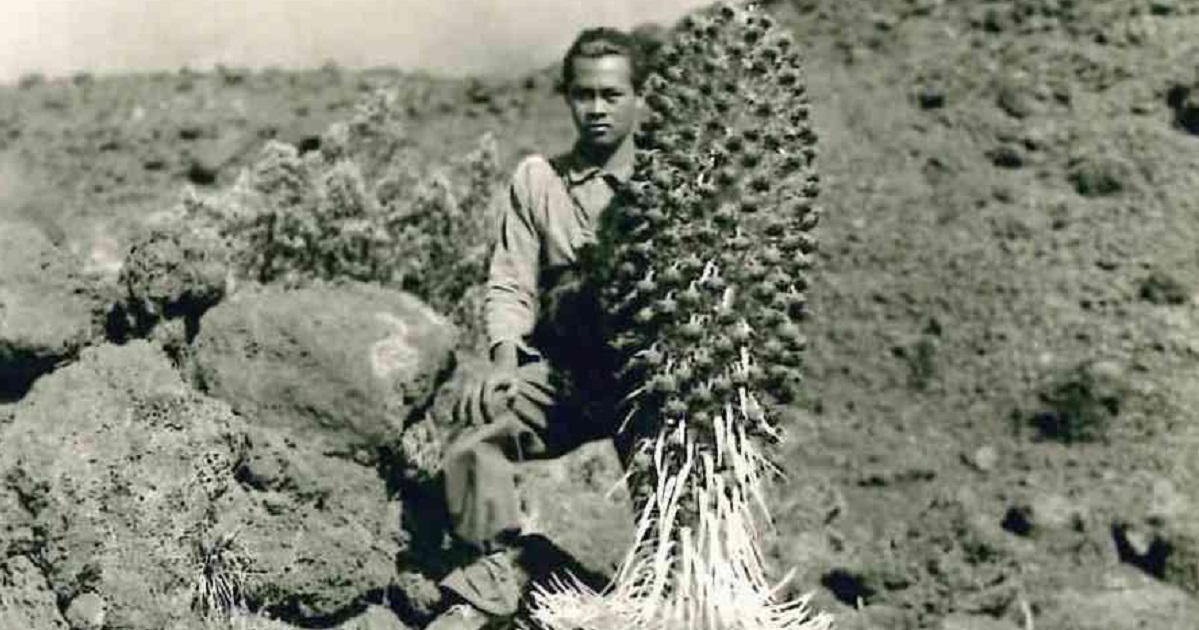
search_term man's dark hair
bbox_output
[561,27,652,92]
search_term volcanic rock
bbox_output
[0,555,68,630]
[0,341,247,629]
[215,424,404,619]
[516,439,637,581]
[0,340,411,626]
[192,282,457,458]
[117,223,231,335]
[0,220,103,398]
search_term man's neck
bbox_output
[575,137,635,181]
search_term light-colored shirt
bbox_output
[485,149,632,351]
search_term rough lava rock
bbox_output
[516,439,637,581]
[215,424,405,620]
[0,220,104,397]
[0,555,68,630]
[0,339,414,627]
[0,341,247,630]
[192,282,457,458]
[0,471,34,559]
[118,223,231,329]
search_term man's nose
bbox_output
[584,98,608,117]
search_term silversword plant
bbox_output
[529,3,831,629]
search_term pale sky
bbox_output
[1,0,711,84]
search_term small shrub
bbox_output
[17,72,45,90]
[1166,79,1199,136]
[177,87,503,348]
[1067,154,1127,197]
[897,336,938,391]
[215,64,249,85]
[1033,360,1126,443]
[121,224,231,318]
[1139,269,1189,305]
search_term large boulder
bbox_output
[0,340,413,628]
[0,220,103,397]
[0,341,247,630]
[192,282,458,458]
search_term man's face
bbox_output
[566,55,640,151]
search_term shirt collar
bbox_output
[560,145,635,187]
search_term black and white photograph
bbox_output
[2,1,1198,629]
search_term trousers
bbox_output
[438,351,623,615]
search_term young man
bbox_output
[426,27,649,630]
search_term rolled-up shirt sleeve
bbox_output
[485,157,542,349]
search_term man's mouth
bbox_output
[586,123,611,132]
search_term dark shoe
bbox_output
[439,548,527,617]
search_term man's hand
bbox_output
[454,341,521,428]
[505,361,556,433]
[489,341,556,430]
[455,344,558,435]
